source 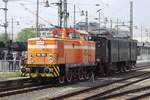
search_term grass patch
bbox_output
[0,72,21,78]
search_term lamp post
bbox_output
[149,28,150,42]
[96,9,102,34]
[85,11,88,32]
[45,0,63,28]
[36,0,39,37]
[11,18,14,42]
[73,4,75,28]
[130,1,133,39]
[63,0,68,28]
[11,18,19,42]
[110,19,112,29]
[72,5,88,29]
[2,0,8,41]
[58,0,63,28]
[141,25,143,42]
[80,10,88,32]
[117,18,119,35]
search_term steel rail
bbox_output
[0,78,86,98]
[0,62,149,91]
[85,75,150,100]
[96,85,150,100]
[0,62,149,98]
[49,71,150,100]
[0,78,31,89]
[127,91,150,100]
[0,84,54,97]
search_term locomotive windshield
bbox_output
[68,32,80,39]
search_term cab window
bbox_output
[68,32,80,39]
[54,32,62,38]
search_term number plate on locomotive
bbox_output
[36,41,44,45]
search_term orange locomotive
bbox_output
[21,28,96,82]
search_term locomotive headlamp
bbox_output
[36,53,47,57]
[88,36,92,40]
[41,53,47,57]
[98,44,101,48]
[31,59,34,63]
[21,68,30,73]
[49,55,53,63]
[96,58,100,62]
[29,54,34,64]
[36,53,41,57]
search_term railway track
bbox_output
[0,78,50,92]
[128,90,150,100]
[0,61,148,91]
[135,64,150,70]
[96,83,150,100]
[84,74,150,100]
[0,83,54,98]
[0,78,54,97]
[49,68,150,100]
[0,78,32,92]
[0,62,150,99]
[0,78,86,98]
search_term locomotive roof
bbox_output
[96,34,137,42]
[28,37,60,41]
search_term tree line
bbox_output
[0,28,36,42]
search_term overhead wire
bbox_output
[19,3,57,27]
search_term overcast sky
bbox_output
[0,0,150,41]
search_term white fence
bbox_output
[0,60,21,72]
[137,54,150,60]
[0,55,149,72]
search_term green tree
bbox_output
[0,33,10,42]
[16,28,36,42]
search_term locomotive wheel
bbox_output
[58,76,65,84]
[99,66,105,76]
[82,69,87,79]
[66,70,72,82]
[131,64,136,71]
[115,67,120,73]
[125,66,131,72]
[73,69,79,80]
[116,67,123,73]
[120,67,125,73]
[82,71,86,80]
[85,72,90,79]
[78,69,84,80]
[128,65,132,71]
[123,66,127,72]
[122,66,128,72]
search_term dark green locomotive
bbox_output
[92,34,137,75]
